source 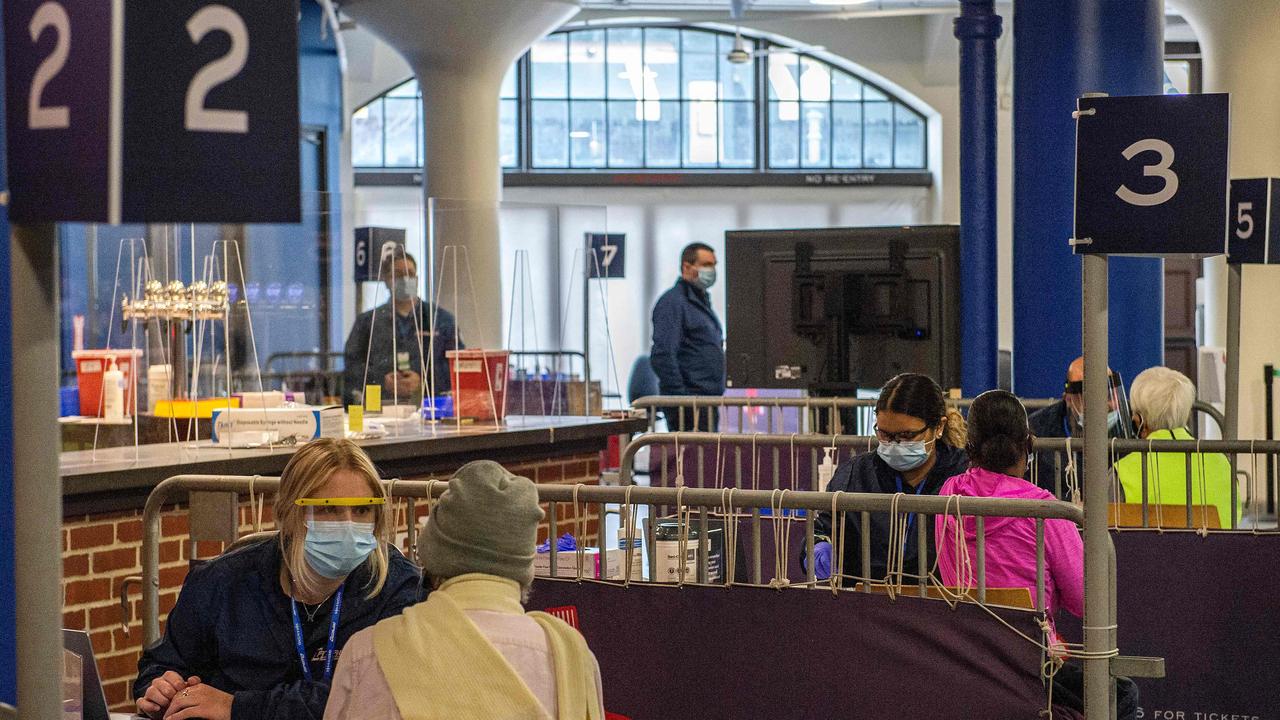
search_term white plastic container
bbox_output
[147,364,172,414]
[614,527,644,581]
[102,358,126,420]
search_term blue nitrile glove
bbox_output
[811,541,832,580]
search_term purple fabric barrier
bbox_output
[529,580,1049,719]
[1107,532,1279,719]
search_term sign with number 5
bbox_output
[4,0,300,223]
[1073,93,1228,256]
[1227,178,1280,265]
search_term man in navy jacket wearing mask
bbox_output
[343,251,462,407]
[650,242,725,432]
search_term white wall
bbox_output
[345,7,1020,399]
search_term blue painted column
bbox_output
[1013,0,1165,397]
[954,0,1003,396]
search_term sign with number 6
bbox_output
[1073,93,1229,256]
[4,0,300,223]
[1227,178,1280,265]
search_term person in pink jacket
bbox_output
[934,389,1138,719]
[935,392,1083,620]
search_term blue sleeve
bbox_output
[649,293,686,395]
[134,566,219,699]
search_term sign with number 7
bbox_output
[1073,93,1229,256]
[1228,178,1280,265]
[3,0,300,223]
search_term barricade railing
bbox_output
[143,473,1089,641]
[1032,438,1280,532]
[143,472,1156,720]
[631,394,1227,439]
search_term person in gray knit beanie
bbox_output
[418,460,544,588]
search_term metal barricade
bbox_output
[631,394,1058,435]
[1031,437,1280,532]
[144,473,1094,638]
[141,472,1157,720]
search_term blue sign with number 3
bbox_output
[1074,93,1229,256]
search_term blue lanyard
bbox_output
[289,584,344,682]
[1062,415,1073,439]
[894,474,929,534]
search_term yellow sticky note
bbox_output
[365,385,382,413]
[348,405,364,433]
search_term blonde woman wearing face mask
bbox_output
[133,439,422,720]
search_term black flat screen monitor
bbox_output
[725,225,960,393]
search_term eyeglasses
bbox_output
[873,424,931,444]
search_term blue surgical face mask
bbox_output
[1077,410,1121,432]
[696,266,716,290]
[877,439,934,472]
[304,520,378,579]
[392,275,418,300]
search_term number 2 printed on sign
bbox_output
[28,1,70,129]
[24,1,251,134]
[185,4,249,134]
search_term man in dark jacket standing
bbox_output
[650,243,724,431]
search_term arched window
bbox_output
[353,25,929,181]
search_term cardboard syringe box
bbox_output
[210,406,343,445]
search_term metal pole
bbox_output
[1082,252,1116,718]
[1266,363,1276,515]
[582,233,592,416]
[12,224,63,719]
[1225,264,1241,440]
[954,0,1003,396]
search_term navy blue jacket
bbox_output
[343,300,462,406]
[812,443,969,582]
[135,538,422,720]
[649,279,725,396]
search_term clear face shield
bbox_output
[295,497,385,579]
[1063,371,1134,438]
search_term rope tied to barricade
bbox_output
[721,486,738,588]
[621,484,637,586]
[931,494,971,611]
[1149,438,1164,531]
[830,491,845,595]
[768,488,790,589]
[674,433,685,488]
[675,485,690,586]
[572,484,587,581]
[751,433,761,491]
[883,491,909,599]
[1195,439,1210,536]
[713,431,726,489]
[385,477,402,548]
[1063,439,1081,506]
[247,474,265,533]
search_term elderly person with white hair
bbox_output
[1113,367,1237,526]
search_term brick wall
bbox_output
[62,453,601,712]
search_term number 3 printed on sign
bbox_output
[186,5,250,134]
[1116,138,1179,207]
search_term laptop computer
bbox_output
[62,629,141,720]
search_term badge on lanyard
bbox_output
[396,351,411,371]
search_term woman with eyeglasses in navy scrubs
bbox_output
[807,374,969,584]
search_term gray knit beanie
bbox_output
[418,460,543,586]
